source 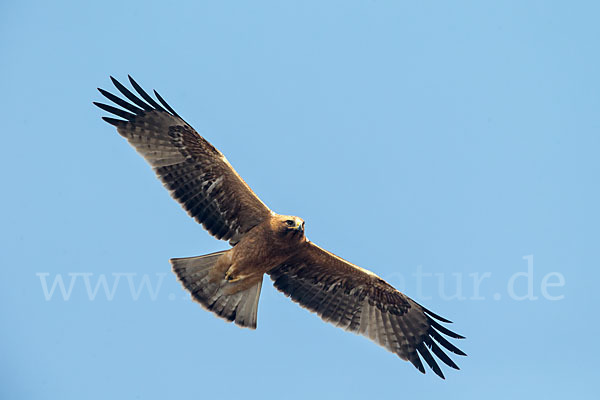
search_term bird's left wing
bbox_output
[94,76,272,245]
[268,242,466,379]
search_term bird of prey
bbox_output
[94,76,466,379]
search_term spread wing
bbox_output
[268,242,466,379]
[94,76,272,244]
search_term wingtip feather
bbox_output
[101,116,126,126]
[128,75,167,112]
[417,343,445,379]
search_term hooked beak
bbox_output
[295,220,304,232]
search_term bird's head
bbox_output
[275,215,305,238]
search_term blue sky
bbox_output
[2,1,599,398]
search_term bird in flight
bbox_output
[94,76,466,379]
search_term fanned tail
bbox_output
[171,251,263,329]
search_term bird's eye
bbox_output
[285,220,295,227]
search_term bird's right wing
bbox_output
[94,76,272,244]
[268,242,466,379]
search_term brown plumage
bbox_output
[94,76,466,379]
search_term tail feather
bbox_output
[171,251,263,329]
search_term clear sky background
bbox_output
[1,1,598,399]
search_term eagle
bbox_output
[94,76,466,379]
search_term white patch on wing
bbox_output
[206,176,224,195]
